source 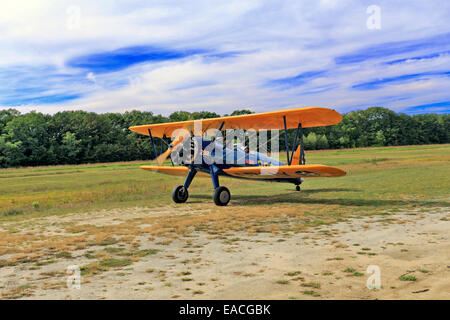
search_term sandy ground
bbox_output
[0,205,449,300]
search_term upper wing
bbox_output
[222,165,346,178]
[129,107,342,138]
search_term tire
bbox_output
[296,185,301,191]
[213,186,230,206]
[172,185,188,203]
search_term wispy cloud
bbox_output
[67,46,205,73]
[335,32,450,65]
[0,0,449,115]
[352,71,450,90]
[0,65,89,105]
[268,70,327,88]
[404,101,450,114]
[384,51,450,65]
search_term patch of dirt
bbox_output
[0,206,448,300]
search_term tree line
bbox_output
[0,107,448,168]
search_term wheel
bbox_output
[172,185,188,203]
[296,185,301,191]
[213,186,231,206]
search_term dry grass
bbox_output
[1,144,448,220]
[0,144,449,298]
[1,284,34,299]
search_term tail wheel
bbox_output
[213,186,230,206]
[172,185,189,203]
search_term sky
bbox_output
[0,0,449,116]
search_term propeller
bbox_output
[156,135,185,165]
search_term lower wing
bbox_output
[222,165,346,178]
[140,166,210,177]
[141,164,345,179]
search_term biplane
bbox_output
[129,107,346,206]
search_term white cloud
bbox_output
[0,0,449,115]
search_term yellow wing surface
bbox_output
[129,107,342,138]
[140,166,209,177]
[141,165,345,178]
[223,165,345,178]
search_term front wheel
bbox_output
[172,185,188,203]
[213,186,230,206]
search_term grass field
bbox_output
[0,144,449,299]
[1,144,449,220]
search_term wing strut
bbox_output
[148,129,158,159]
[161,134,174,166]
[283,116,290,165]
[289,123,301,165]
[299,124,306,165]
[283,117,306,166]
[211,121,225,143]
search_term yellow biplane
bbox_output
[130,107,346,206]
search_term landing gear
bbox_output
[295,178,303,192]
[213,186,231,206]
[172,165,231,206]
[172,167,196,204]
[172,185,189,203]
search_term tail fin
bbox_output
[291,145,301,165]
[291,145,305,165]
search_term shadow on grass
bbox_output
[294,188,358,194]
[190,188,450,208]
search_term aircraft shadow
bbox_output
[190,188,450,208]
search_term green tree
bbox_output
[0,137,24,167]
[228,109,253,116]
[169,111,191,122]
[2,111,53,166]
[316,134,329,149]
[0,109,20,135]
[191,111,220,119]
[375,130,386,146]
[60,132,82,164]
[0,106,448,168]
[304,132,317,150]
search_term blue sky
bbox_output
[0,0,449,115]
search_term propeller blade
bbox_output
[156,135,185,165]
[156,148,172,165]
